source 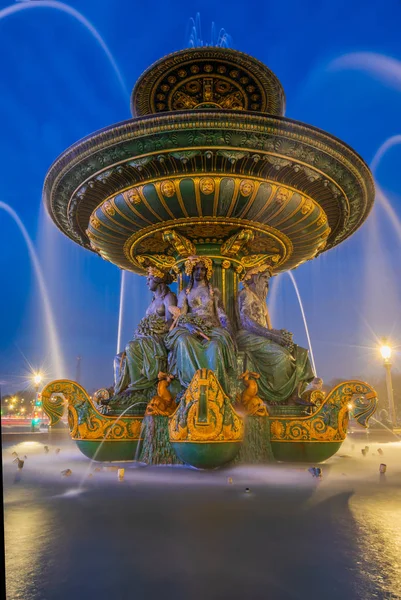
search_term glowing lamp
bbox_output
[380,345,392,361]
[33,372,43,386]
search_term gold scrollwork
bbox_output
[221,228,255,257]
[184,255,213,278]
[169,369,244,442]
[162,229,196,257]
[269,380,377,442]
[41,379,143,441]
[240,253,280,280]
[135,254,178,277]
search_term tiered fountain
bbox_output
[40,47,378,467]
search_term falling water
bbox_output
[370,135,401,240]
[287,271,317,375]
[326,54,401,239]
[328,52,401,93]
[2,1,128,97]
[267,274,281,327]
[116,270,126,354]
[0,202,65,378]
[0,0,129,370]
[187,13,232,48]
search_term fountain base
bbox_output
[39,376,378,468]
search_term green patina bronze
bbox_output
[76,440,140,462]
[171,442,242,469]
[41,47,378,468]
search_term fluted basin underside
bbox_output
[44,109,374,274]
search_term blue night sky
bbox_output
[1,0,401,394]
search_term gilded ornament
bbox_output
[163,229,196,257]
[146,265,165,279]
[89,216,101,229]
[220,92,244,110]
[161,180,176,198]
[301,199,313,215]
[276,187,291,205]
[126,189,141,204]
[41,379,143,441]
[222,260,231,269]
[221,228,255,257]
[169,369,244,442]
[184,255,213,279]
[186,80,201,93]
[136,254,177,278]
[172,91,198,110]
[241,254,281,280]
[317,213,328,226]
[200,177,215,195]
[240,180,255,197]
[269,380,377,442]
[103,201,115,216]
[146,373,176,416]
[239,371,269,416]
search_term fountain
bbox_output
[0,202,65,379]
[40,45,378,467]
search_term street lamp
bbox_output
[32,372,43,421]
[380,338,396,427]
[33,373,43,387]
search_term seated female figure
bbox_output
[165,256,236,395]
[114,267,177,395]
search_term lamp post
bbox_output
[32,372,43,422]
[380,338,396,427]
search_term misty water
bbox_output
[3,432,401,599]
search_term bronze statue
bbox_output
[113,267,177,395]
[165,256,236,394]
[236,265,314,405]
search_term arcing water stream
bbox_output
[0,201,65,378]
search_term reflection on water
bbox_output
[350,492,401,597]
[3,435,401,599]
